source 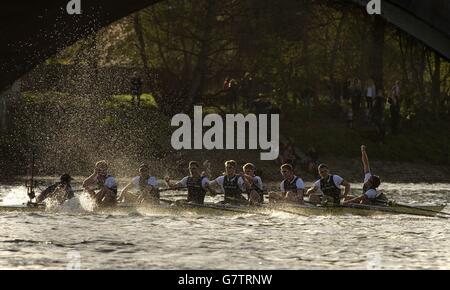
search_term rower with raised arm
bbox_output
[209,160,248,205]
[241,163,264,205]
[36,174,74,205]
[344,145,387,205]
[82,160,118,208]
[165,161,213,205]
[118,163,159,204]
[269,163,305,204]
[306,164,350,205]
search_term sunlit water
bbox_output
[0,182,449,269]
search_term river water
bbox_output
[0,182,449,269]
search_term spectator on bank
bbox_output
[224,77,238,111]
[391,80,400,100]
[366,79,376,119]
[131,73,143,107]
[388,85,401,135]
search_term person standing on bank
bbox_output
[131,73,143,107]
[388,81,401,135]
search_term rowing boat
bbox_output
[0,201,263,215]
[266,203,447,217]
[0,201,447,218]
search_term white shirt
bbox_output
[179,176,210,189]
[132,176,158,188]
[313,175,344,190]
[252,176,263,190]
[103,176,117,190]
[213,175,246,192]
[391,85,400,97]
[363,172,379,199]
[280,176,305,193]
[367,86,376,98]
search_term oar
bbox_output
[391,202,450,216]
[74,187,187,194]
[160,198,174,204]
[182,202,270,215]
[158,187,187,193]
[341,202,449,219]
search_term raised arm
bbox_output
[361,145,370,173]
[82,171,97,189]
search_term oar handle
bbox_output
[158,187,187,193]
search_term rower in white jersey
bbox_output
[82,160,118,208]
[165,161,213,204]
[209,160,248,205]
[118,163,160,204]
[306,164,351,205]
[241,163,265,205]
[344,145,387,205]
[269,163,305,204]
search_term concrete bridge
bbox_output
[0,0,449,92]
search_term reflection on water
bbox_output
[0,182,449,269]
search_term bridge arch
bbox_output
[0,0,449,92]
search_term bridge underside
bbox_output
[1,0,449,92]
[0,0,160,92]
[356,0,450,61]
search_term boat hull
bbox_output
[268,203,447,217]
[0,202,446,217]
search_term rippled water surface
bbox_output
[1,182,449,269]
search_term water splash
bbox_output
[1,186,29,205]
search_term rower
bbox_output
[241,163,264,205]
[306,164,351,205]
[82,160,118,208]
[118,163,160,204]
[269,164,305,204]
[344,145,387,205]
[36,174,74,205]
[165,161,213,204]
[209,160,248,205]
